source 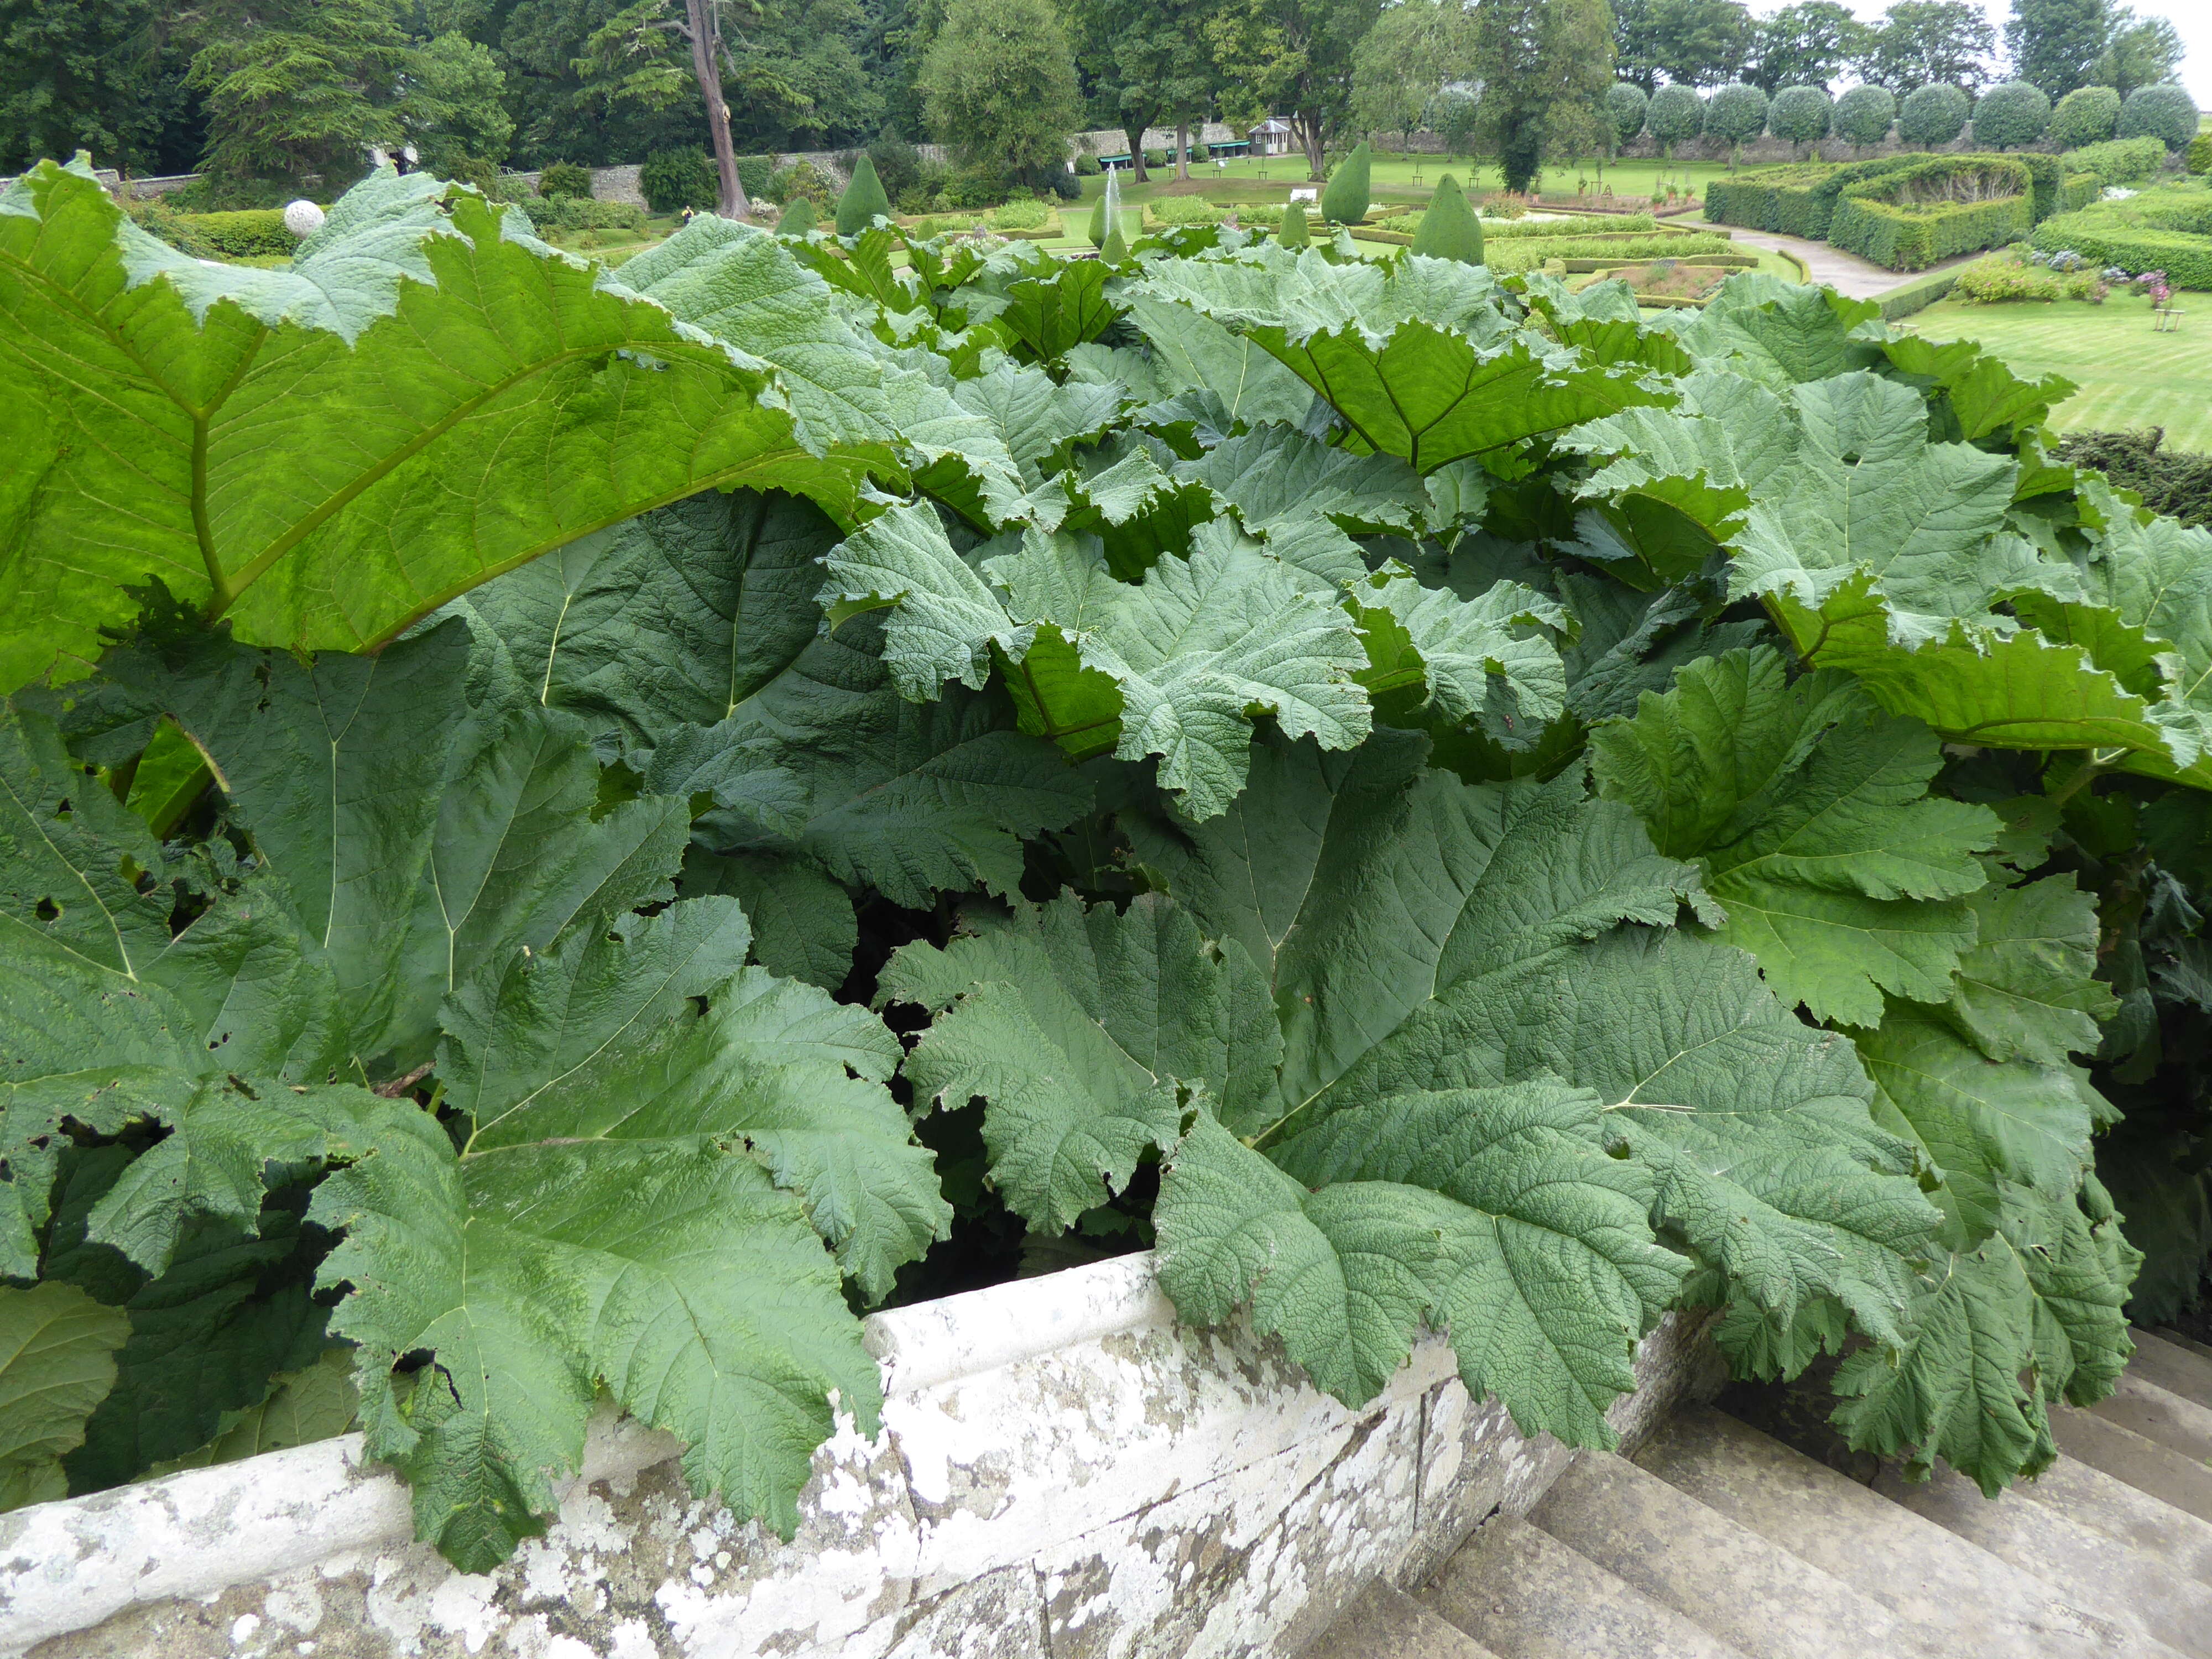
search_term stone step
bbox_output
[1527,1451,1940,1659]
[2052,1403,2212,1526]
[2009,1450,2212,1588]
[1872,1462,2212,1658]
[2155,1328,2212,1363]
[1636,1407,2158,1659]
[1422,1512,1749,1659]
[2089,1371,2212,1464]
[2130,1331,2212,1413]
[1303,1580,1501,1659]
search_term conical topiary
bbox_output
[778,195,817,237]
[1099,206,1129,264]
[1410,174,1484,265]
[1319,140,1371,225]
[835,154,891,234]
[1278,201,1310,248]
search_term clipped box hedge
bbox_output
[1827,156,2034,270]
[1703,156,1927,238]
[2030,188,2212,288]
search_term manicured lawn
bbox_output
[1904,295,2212,452]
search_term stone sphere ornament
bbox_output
[283,199,327,238]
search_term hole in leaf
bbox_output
[34,898,59,922]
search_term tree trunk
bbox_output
[1297,113,1324,180]
[1123,122,1149,184]
[685,0,748,218]
[1176,120,1190,181]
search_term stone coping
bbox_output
[3,1253,1720,1658]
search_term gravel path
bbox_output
[1684,222,1983,299]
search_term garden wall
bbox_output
[0,1254,1721,1659]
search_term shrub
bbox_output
[942,168,999,209]
[1278,201,1311,247]
[1144,148,1168,168]
[989,196,1052,230]
[1606,81,1650,147]
[736,154,776,202]
[1192,143,1211,163]
[1833,84,1896,148]
[2052,85,2122,149]
[1898,84,1970,148]
[1147,195,1224,227]
[2056,429,2212,528]
[1321,140,1373,223]
[640,150,718,214]
[1647,85,1704,156]
[1971,81,2051,150]
[2065,136,2168,188]
[1409,174,1484,264]
[1952,251,2107,302]
[2120,85,2200,153]
[536,161,593,200]
[167,207,294,259]
[773,160,837,208]
[1075,152,1103,176]
[837,154,894,234]
[775,196,817,237]
[1767,86,1833,155]
[521,195,648,234]
[1828,155,2034,269]
[1703,83,1770,158]
[1704,157,1924,237]
[2189,134,2212,175]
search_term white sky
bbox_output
[1812,2,2212,107]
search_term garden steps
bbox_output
[1317,1331,2212,1659]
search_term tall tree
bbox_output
[1613,0,1665,93]
[2005,0,2110,100]
[188,0,410,199]
[1853,0,1996,94]
[2094,13,2183,100]
[1645,0,1752,90]
[919,0,1078,183]
[1464,0,1614,194]
[0,0,195,174]
[1744,1,1862,93]
[1348,0,1469,166]
[1072,0,1214,185]
[401,31,513,184]
[575,0,749,214]
[1206,0,1381,179]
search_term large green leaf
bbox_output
[822,505,1370,818]
[1134,247,1667,472]
[0,163,885,690]
[1589,647,2000,1026]
[0,1282,128,1511]
[442,490,839,760]
[1123,293,1318,430]
[319,894,940,1572]
[645,614,1091,907]
[880,894,1277,1227]
[1937,877,2117,1068]
[1830,1177,2137,1495]
[1158,1099,1686,1438]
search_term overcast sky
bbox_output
[1815,2,2211,107]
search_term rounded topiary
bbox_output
[2120,84,2200,152]
[536,161,593,200]
[1606,82,1650,148]
[2190,133,2212,176]
[639,149,719,215]
[836,154,893,234]
[777,195,816,237]
[1703,82,1769,156]
[1278,201,1311,248]
[1320,140,1373,223]
[1971,81,2052,150]
[1074,152,1103,176]
[1646,85,1704,156]
[1767,85,1832,154]
[1833,84,1897,148]
[1897,83,1970,147]
[1410,174,1484,265]
[2051,85,2122,149]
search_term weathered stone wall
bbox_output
[3,1255,1721,1659]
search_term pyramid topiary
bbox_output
[1410,175,1483,265]
[836,154,892,234]
[1278,201,1311,248]
[778,195,817,237]
[1319,141,1371,225]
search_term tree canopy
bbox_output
[919,0,1079,182]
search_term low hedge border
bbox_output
[1877,270,1963,320]
[2064,136,2168,188]
[1704,156,1924,238]
[172,208,294,258]
[2030,187,2212,288]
